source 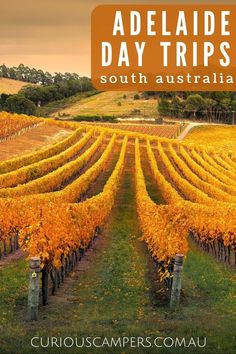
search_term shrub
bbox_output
[4,94,37,115]
[73,114,117,122]
[131,109,141,115]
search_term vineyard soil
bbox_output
[0,125,71,160]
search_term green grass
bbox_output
[165,242,236,354]
[0,155,236,354]
[73,114,117,122]
[140,147,166,205]
[0,259,28,320]
[0,259,29,351]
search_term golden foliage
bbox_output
[0,111,41,139]
[0,113,235,274]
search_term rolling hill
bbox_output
[185,125,236,153]
[0,78,34,94]
[51,91,158,118]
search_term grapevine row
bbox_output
[0,129,93,188]
[0,112,41,139]
[12,136,127,269]
[85,122,180,138]
[196,146,236,182]
[141,140,236,268]
[157,142,215,204]
[0,133,117,247]
[0,132,105,198]
[146,139,182,204]
[0,127,85,174]
[219,151,236,170]
[210,151,236,172]
[166,143,236,203]
[179,145,236,196]
[135,138,188,273]
[187,146,236,187]
[35,133,117,203]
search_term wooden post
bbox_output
[170,254,184,308]
[27,257,41,321]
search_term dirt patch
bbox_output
[0,124,71,161]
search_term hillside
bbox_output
[0,123,71,161]
[185,125,236,153]
[51,91,157,118]
[0,78,34,94]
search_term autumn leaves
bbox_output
[0,113,235,277]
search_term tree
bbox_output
[4,95,36,115]
[185,94,206,118]
[158,98,171,116]
[78,77,93,92]
[0,93,10,110]
[54,73,64,84]
[230,100,236,111]
[171,96,184,117]
[0,64,8,78]
[20,86,43,105]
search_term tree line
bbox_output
[158,92,236,124]
[1,64,235,124]
[0,64,80,85]
[0,64,94,116]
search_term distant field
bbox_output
[83,122,180,138]
[52,91,157,118]
[0,78,34,94]
[185,125,236,153]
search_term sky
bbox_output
[0,0,233,76]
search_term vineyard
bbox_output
[0,112,235,353]
[82,122,181,138]
[0,112,41,140]
[185,125,236,153]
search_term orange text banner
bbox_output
[91,5,236,91]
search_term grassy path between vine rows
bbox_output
[0,145,236,354]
